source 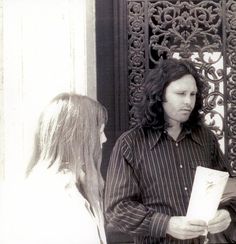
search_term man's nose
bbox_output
[184,95,191,105]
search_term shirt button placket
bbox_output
[176,142,182,169]
[175,141,187,193]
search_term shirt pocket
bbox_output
[189,160,209,169]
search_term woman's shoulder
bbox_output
[1,176,102,244]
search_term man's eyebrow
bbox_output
[173,88,198,92]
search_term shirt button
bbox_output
[180,164,183,168]
[176,142,178,147]
[184,187,188,191]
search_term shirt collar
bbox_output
[148,126,204,149]
[147,129,162,149]
[189,127,204,146]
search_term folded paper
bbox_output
[186,166,229,223]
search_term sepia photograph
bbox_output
[0,0,236,243]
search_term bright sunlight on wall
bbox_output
[2,0,96,181]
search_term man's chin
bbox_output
[179,116,190,123]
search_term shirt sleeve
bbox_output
[209,130,236,237]
[104,136,170,239]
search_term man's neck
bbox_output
[166,124,182,141]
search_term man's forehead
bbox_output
[167,75,197,90]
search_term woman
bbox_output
[1,93,108,244]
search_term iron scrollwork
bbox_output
[128,1,146,126]
[226,1,236,173]
[126,0,236,174]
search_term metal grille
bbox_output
[125,0,236,173]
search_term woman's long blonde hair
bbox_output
[26,93,108,225]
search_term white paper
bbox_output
[186,166,229,223]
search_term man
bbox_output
[105,58,235,244]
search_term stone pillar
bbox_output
[0,0,4,181]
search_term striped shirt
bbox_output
[104,125,233,244]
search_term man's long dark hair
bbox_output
[132,58,206,129]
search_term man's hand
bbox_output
[166,216,207,240]
[208,209,231,234]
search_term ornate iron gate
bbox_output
[114,0,236,174]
